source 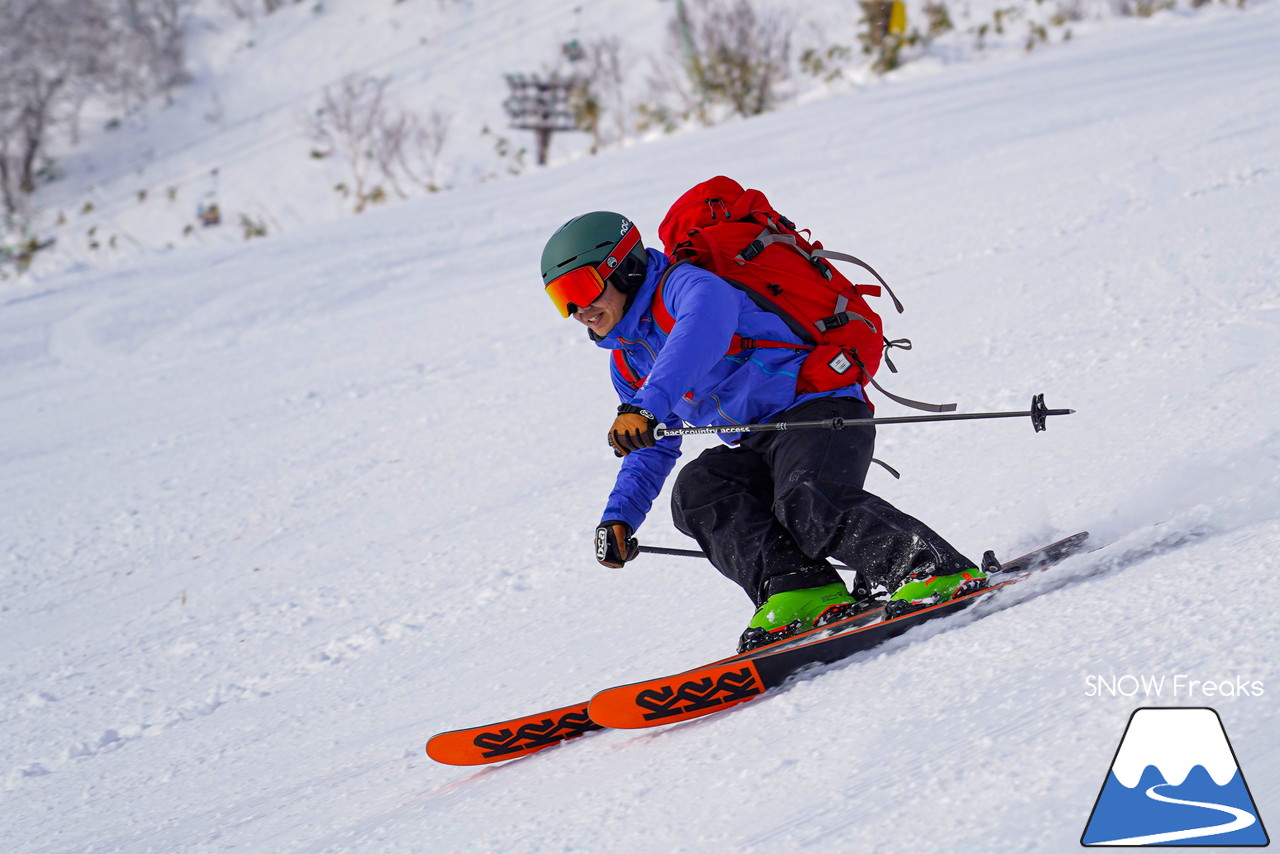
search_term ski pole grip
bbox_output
[1031,394,1048,432]
[1030,393,1075,432]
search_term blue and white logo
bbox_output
[1082,707,1269,847]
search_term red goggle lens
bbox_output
[545,265,607,318]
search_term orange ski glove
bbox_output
[608,404,658,457]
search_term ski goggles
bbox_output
[544,225,642,318]
[545,265,608,319]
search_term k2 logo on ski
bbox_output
[1081,707,1269,847]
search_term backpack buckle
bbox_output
[811,257,833,280]
[816,312,849,332]
[739,239,765,262]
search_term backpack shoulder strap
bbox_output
[612,348,643,391]
[611,260,692,391]
[659,256,810,356]
[649,259,691,335]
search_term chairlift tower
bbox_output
[502,73,580,166]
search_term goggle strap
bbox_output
[596,226,641,279]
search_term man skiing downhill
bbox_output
[541,206,987,653]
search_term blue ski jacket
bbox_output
[598,249,864,532]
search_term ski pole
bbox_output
[639,544,853,570]
[653,393,1073,440]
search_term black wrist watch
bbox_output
[617,403,656,422]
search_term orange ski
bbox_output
[426,702,601,766]
[425,606,885,766]
[587,660,767,729]
[427,532,1091,764]
[589,532,1092,729]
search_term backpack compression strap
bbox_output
[733,224,956,412]
[735,226,906,315]
[650,256,955,413]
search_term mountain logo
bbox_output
[1081,707,1269,847]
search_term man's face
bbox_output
[571,281,627,336]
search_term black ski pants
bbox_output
[671,396,975,606]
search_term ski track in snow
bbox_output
[4,4,1280,853]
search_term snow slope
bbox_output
[4,5,1279,852]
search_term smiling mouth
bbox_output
[585,310,604,325]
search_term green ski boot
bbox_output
[737,582,859,653]
[885,567,989,619]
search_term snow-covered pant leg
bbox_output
[670,443,843,607]
[749,397,976,591]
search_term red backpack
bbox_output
[652,176,950,412]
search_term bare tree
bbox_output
[0,1,113,213]
[306,74,388,209]
[0,0,195,216]
[306,74,453,210]
[412,108,452,191]
[644,0,794,126]
[219,0,284,21]
[568,36,629,149]
[0,138,19,217]
[640,55,705,130]
[119,0,196,103]
[376,107,452,194]
[375,112,418,198]
[693,0,793,117]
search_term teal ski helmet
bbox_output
[541,211,648,317]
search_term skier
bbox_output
[541,211,988,652]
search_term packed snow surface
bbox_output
[4,5,1279,853]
